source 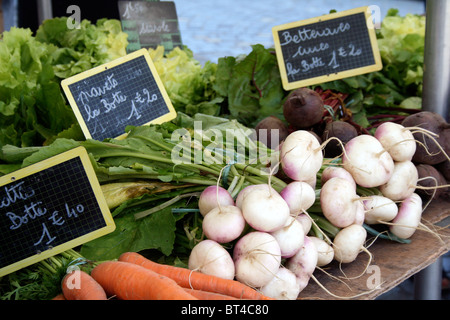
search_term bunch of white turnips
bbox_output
[188,121,446,300]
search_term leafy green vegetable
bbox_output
[0,249,85,300]
[213,44,287,127]
[148,46,223,116]
[377,9,425,96]
[0,18,129,150]
[81,206,178,260]
[318,9,425,130]
[35,17,128,79]
[4,113,284,261]
[0,27,77,148]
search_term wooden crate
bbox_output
[298,196,450,300]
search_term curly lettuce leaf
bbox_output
[148,46,222,115]
[35,17,128,79]
[0,27,77,148]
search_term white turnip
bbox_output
[286,236,318,291]
[240,184,290,232]
[280,181,316,215]
[198,185,235,216]
[320,177,359,228]
[320,166,356,190]
[280,130,324,183]
[270,216,305,258]
[235,184,271,209]
[332,224,368,264]
[188,239,235,280]
[233,231,281,288]
[260,267,301,300]
[309,237,334,267]
[379,160,418,201]
[389,193,422,239]
[202,205,246,243]
[296,213,312,234]
[353,196,365,226]
[342,134,395,188]
[374,122,416,162]
[363,195,398,225]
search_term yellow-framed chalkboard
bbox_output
[0,147,115,277]
[272,7,382,90]
[61,48,177,141]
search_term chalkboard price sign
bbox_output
[118,0,183,54]
[0,147,115,277]
[272,7,382,90]
[61,48,177,141]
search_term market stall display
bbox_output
[0,7,449,301]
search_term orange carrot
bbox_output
[118,252,274,300]
[90,261,197,300]
[62,269,108,300]
[184,288,240,300]
[51,293,66,300]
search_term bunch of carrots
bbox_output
[52,252,273,300]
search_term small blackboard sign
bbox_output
[118,1,183,54]
[272,7,382,90]
[0,147,115,277]
[61,49,176,141]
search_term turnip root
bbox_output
[270,216,305,258]
[286,236,318,291]
[379,160,418,201]
[342,134,395,188]
[198,185,235,216]
[233,232,281,288]
[363,195,398,225]
[202,205,246,243]
[280,130,323,183]
[320,166,356,190]
[260,267,301,300]
[188,240,235,280]
[283,87,324,129]
[309,237,334,267]
[374,122,416,162]
[389,193,422,239]
[296,213,312,234]
[241,184,290,232]
[235,184,272,209]
[320,177,359,228]
[353,197,365,226]
[280,181,316,215]
[332,224,368,264]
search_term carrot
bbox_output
[62,269,108,300]
[118,252,274,300]
[184,288,240,300]
[51,293,66,300]
[90,261,197,300]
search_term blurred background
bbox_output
[2,0,426,64]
